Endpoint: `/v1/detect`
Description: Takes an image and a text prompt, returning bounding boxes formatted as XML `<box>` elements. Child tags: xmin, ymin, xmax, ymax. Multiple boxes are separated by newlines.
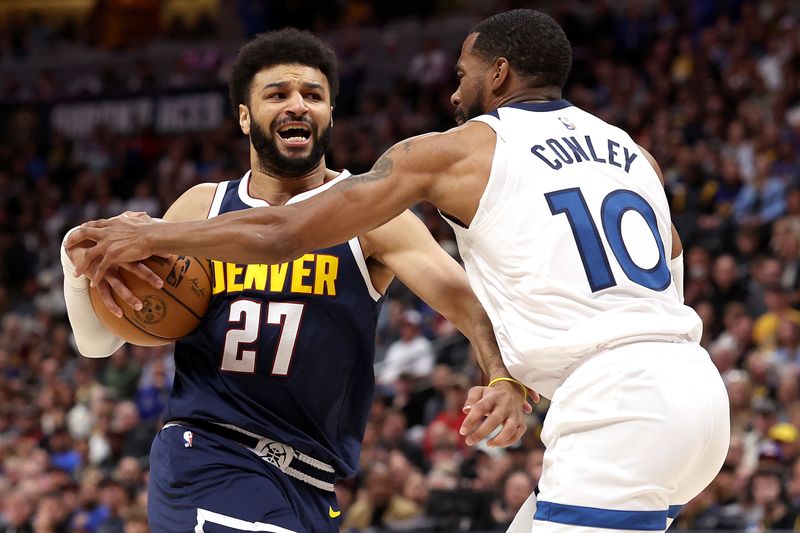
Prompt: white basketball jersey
<box><xmin>445</xmin><ymin>100</ymin><xmax>702</xmax><ymax>399</ymax></box>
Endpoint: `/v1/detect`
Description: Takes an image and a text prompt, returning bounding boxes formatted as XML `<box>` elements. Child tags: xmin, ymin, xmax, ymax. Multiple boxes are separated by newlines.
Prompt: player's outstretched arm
<box><xmin>366</xmin><ymin>211</ymin><xmax>534</xmax><ymax>447</ymax></box>
<box><xmin>66</xmin><ymin>126</ymin><xmax>481</xmax><ymax>281</ymax></box>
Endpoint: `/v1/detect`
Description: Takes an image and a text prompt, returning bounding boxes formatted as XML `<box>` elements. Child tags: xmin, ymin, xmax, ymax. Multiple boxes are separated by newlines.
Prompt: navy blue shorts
<box><xmin>148</xmin><ymin>424</ymin><xmax>341</xmax><ymax>533</ymax></box>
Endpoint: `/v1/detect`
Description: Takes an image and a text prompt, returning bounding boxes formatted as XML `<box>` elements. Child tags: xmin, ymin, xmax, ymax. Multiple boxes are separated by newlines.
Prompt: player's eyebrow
<box><xmin>262</xmin><ymin>81</ymin><xmax>325</xmax><ymax>91</ymax></box>
<box><xmin>263</xmin><ymin>81</ymin><xmax>287</xmax><ymax>90</ymax></box>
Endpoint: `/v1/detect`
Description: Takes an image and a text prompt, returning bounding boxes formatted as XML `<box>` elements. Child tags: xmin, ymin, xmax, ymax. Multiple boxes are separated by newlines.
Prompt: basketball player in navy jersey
<box><xmin>62</xmin><ymin>29</ymin><xmax>529</xmax><ymax>533</ymax></box>
<box><xmin>72</xmin><ymin>10</ymin><xmax>731</xmax><ymax>533</ymax></box>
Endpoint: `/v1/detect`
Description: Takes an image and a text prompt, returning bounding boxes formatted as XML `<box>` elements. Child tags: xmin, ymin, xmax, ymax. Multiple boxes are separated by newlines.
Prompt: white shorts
<box><xmin>509</xmin><ymin>341</ymin><xmax>730</xmax><ymax>533</ymax></box>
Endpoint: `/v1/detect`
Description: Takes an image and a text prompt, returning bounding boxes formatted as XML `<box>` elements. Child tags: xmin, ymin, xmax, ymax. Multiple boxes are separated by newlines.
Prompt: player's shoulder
<box><xmin>163</xmin><ymin>182</ymin><xmax>220</xmax><ymax>222</ymax></box>
<box><xmin>397</xmin><ymin>121</ymin><xmax>495</xmax><ymax>174</ymax></box>
<box><xmin>399</xmin><ymin>119</ymin><xmax>494</xmax><ymax>150</ymax></box>
<box><xmin>444</xmin><ymin>120</ymin><xmax>497</xmax><ymax>145</ymax></box>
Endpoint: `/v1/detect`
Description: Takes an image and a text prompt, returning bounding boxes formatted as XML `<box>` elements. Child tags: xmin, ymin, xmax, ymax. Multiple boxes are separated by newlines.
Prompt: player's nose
<box><xmin>450</xmin><ymin>89</ymin><xmax>461</xmax><ymax>107</ymax></box>
<box><xmin>285</xmin><ymin>91</ymin><xmax>309</xmax><ymax>116</ymax></box>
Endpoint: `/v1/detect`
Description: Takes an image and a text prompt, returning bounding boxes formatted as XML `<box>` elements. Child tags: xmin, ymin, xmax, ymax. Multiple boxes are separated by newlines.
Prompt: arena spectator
<box><xmin>375</xmin><ymin>310</ymin><xmax>435</xmax><ymax>384</ymax></box>
<box><xmin>340</xmin><ymin>462</ymin><xmax>423</xmax><ymax>532</ymax></box>
<box><xmin>490</xmin><ymin>470</ymin><xmax>535</xmax><ymax>530</ymax></box>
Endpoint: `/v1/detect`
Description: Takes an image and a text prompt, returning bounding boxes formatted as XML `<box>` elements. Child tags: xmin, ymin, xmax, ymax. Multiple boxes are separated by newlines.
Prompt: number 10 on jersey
<box><xmin>545</xmin><ymin>187</ymin><xmax>671</xmax><ymax>293</ymax></box>
<box><xmin>222</xmin><ymin>299</ymin><xmax>305</xmax><ymax>375</ymax></box>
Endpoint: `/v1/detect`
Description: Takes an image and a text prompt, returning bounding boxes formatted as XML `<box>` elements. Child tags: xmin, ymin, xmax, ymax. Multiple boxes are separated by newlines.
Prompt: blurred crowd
<box><xmin>2</xmin><ymin>0</ymin><xmax>800</xmax><ymax>531</ymax></box>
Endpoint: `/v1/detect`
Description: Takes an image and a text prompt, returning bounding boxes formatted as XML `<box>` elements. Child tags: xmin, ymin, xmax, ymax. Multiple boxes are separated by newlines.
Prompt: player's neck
<box><xmin>248</xmin><ymin>159</ymin><xmax>334</xmax><ymax>206</ymax></box>
<box><xmin>493</xmin><ymin>87</ymin><xmax>563</xmax><ymax>110</ymax></box>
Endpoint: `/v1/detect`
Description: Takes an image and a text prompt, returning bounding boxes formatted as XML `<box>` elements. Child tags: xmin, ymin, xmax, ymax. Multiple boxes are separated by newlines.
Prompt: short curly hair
<box><xmin>470</xmin><ymin>9</ymin><xmax>572</xmax><ymax>90</ymax></box>
<box><xmin>228</xmin><ymin>28</ymin><xmax>340</xmax><ymax>115</ymax></box>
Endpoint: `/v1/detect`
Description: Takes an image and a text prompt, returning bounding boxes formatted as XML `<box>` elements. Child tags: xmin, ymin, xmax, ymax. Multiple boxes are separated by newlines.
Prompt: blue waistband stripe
<box><xmin>534</xmin><ymin>501</ymin><xmax>669</xmax><ymax>530</ymax></box>
<box><xmin>668</xmin><ymin>505</ymin><xmax>683</xmax><ymax>519</ymax></box>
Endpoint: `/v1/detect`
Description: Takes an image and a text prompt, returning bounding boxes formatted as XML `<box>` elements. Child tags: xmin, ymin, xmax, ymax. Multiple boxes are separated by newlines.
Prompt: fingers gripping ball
<box><xmin>90</xmin><ymin>256</ymin><xmax>212</xmax><ymax>346</ymax></box>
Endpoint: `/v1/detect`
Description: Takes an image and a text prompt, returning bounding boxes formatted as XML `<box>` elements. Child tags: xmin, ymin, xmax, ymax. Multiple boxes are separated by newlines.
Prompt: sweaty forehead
<box><xmin>253</xmin><ymin>64</ymin><xmax>329</xmax><ymax>91</ymax></box>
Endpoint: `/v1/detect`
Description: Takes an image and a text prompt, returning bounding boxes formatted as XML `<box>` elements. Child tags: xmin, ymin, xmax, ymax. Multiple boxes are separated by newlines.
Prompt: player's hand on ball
<box><xmin>459</xmin><ymin>382</ymin><xmax>537</xmax><ymax>447</ymax></box>
<box><xmin>89</xmin><ymin>260</ymin><xmax>165</xmax><ymax>318</ymax></box>
<box><xmin>67</xmin><ymin>211</ymin><xmax>162</xmax><ymax>282</ymax></box>
<box><xmin>67</xmin><ymin>237</ymin><xmax>164</xmax><ymax>318</ymax></box>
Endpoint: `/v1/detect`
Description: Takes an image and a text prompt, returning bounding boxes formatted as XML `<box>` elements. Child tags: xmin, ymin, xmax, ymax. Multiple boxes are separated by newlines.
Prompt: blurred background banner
<box><xmin>48</xmin><ymin>91</ymin><xmax>227</xmax><ymax>138</ymax></box>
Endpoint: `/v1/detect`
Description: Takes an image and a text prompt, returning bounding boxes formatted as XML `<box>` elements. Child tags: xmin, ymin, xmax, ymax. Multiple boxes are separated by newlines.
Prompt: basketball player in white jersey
<box><xmin>70</xmin><ymin>10</ymin><xmax>730</xmax><ymax>532</ymax></box>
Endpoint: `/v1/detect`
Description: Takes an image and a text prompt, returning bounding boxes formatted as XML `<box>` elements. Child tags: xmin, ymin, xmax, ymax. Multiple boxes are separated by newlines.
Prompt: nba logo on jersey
<box><xmin>183</xmin><ymin>431</ymin><xmax>194</xmax><ymax>448</ymax></box>
<box><xmin>558</xmin><ymin>116</ymin><xmax>576</xmax><ymax>130</ymax></box>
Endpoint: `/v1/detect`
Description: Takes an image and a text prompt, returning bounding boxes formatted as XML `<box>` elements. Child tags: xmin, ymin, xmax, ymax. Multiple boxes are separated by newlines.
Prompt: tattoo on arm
<box><xmin>342</xmin><ymin>151</ymin><xmax>395</xmax><ymax>189</ymax></box>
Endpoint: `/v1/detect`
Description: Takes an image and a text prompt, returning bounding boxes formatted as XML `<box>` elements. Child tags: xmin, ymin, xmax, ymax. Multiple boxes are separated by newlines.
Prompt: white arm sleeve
<box><xmin>670</xmin><ymin>252</ymin><xmax>685</xmax><ymax>304</ymax></box>
<box><xmin>62</xmin><ymin>228</ymin><xmax>125</xmax><ymax>358</ymax></box>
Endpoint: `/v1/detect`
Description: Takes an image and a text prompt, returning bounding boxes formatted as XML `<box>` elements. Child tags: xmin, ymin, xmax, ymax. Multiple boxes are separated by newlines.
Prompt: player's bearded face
<box><xmin>453</xmin><ymin>34</ymin><xmax>490</xmax><ymax>126</ymax></box>
<box><xmin>454</xmin><ymin>83</ymin><xmax>486</xmax><ymax>125</ymax></box>
<box><xmin>250</xmin><ymin>114</ymin><xmax>332</xmax><ymax>178</ymax></box>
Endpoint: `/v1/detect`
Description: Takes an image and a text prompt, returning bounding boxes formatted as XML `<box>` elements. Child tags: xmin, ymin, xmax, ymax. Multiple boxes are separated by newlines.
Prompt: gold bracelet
<box><xmin>487</xmin><ymin>377</ymin><xmax>527</xmax><ymax>401</ymax></box>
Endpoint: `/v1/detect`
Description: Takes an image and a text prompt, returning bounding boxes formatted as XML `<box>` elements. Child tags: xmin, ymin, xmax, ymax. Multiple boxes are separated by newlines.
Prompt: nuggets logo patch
<box><xmin>183</xmin><ymin>431</ymin><xmax>194</xmax><ymax>448</ymax></box>
<box><xmin>255</xmin><ymin>441</ymin><xmax>291</xmax><ymax>470</ymax></box>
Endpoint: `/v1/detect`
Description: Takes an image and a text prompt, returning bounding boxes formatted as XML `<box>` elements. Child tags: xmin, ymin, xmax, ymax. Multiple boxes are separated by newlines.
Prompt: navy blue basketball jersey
<box><xmin>164</xmin><ymin>170</ymin><xmax>382</xmax><ymax>478</ymax></box>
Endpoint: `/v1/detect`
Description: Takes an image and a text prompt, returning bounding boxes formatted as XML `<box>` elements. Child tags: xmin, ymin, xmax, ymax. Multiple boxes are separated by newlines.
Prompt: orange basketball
<box><xmin>89</xmin><ymin>255</ymin><xmax>212</xmax><ymax>346</ymax></box>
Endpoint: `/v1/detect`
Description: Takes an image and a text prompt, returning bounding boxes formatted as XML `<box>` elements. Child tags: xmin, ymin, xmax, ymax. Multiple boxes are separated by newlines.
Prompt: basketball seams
<box><xmin>198</xmin><ymin>258</ymin><xmax>213</xmax><ymax>294</ymax></box>
<box><xmin>114</xmin><ymin>286</ymin><xmax>200</xmax><ymax>340</ymax></box>
<box><xmin>159</xmin><ymin>285</ymin><xmax>203</xmax><ymax>321</ymax></box>
<box><xmin>161</xmin><ymin>255</ymin><xmax>213</xmax><ymax>320</ymax></box>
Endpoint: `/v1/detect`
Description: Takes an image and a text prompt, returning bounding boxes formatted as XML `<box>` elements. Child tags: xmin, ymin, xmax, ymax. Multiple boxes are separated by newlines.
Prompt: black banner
<box><xmin>48</xmin><ymin>91</ymin><xmax>227</xmax><ymax>139</ymax></box>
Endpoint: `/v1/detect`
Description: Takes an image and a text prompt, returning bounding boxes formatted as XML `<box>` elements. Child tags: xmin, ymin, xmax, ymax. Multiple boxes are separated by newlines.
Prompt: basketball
<box><xmin>89</xmin><ymin>255</ymin><xmax>212</xmax><ymax>346</ymax></box>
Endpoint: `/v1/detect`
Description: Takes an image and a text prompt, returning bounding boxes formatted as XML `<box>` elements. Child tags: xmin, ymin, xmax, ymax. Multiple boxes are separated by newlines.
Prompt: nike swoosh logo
<box><xmin>328</xmin><ymin>506</ymin><xmax>341</xmax><ymax>518</ymax></box>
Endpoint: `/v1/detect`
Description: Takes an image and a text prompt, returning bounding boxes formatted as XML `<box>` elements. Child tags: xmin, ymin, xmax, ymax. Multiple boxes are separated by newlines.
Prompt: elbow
<box><xmin>442</xmin><ymin>293</ymin><xmax>486</xmax><ymax>342</ymax></box>
<box><xmin>73</xmin><ymin>332</ymin><xmax>122</xmax><ymax>359</ymax></box>
<box><xmin>75</xmin><ymin>340</ymin><xmax>115</xmax><ymax>359</ymax></box>
<box><xmin>445</xmin><ymin>307</ymin><xmax>476</xmax><ymax>342</ymax></box>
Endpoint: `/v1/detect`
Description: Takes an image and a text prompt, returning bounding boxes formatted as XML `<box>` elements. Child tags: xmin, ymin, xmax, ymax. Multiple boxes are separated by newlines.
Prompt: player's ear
<box><xmin>491</xmin><ymin>57</ymin><xmax>510</xmax><ymax>92</ymax></box>
<box><xmin>239</xmin><ymin>104</ymin><xmax>250</xmax><ymax>135</ymax></box>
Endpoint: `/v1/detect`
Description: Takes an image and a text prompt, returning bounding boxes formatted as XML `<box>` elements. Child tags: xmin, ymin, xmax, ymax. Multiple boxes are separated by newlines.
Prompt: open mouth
<box><xmin>276</xmin><ymin>123</ymin><xmax>312</xmax><ymax>146</ymax></box>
